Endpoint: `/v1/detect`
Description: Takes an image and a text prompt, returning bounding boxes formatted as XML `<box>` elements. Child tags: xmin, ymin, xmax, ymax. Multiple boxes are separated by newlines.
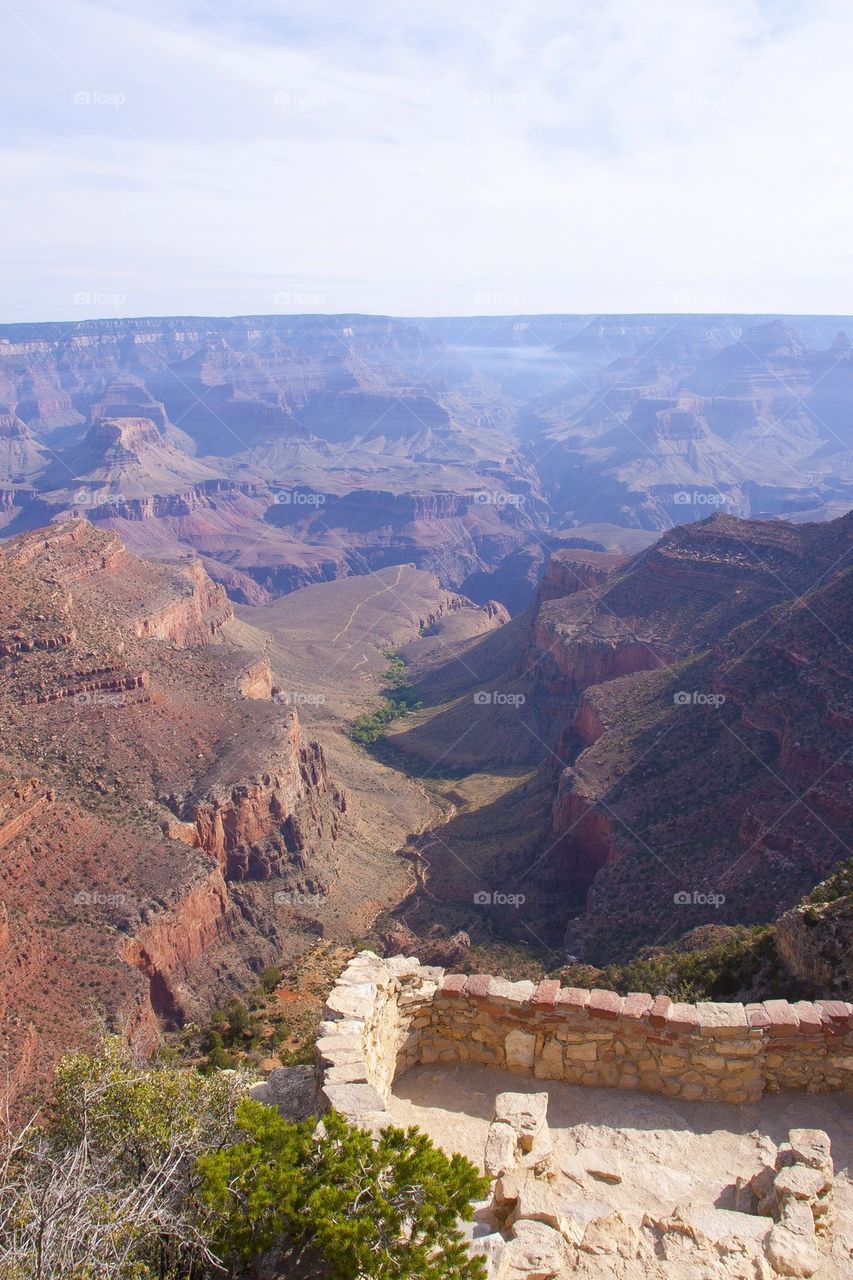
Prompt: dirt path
<box><xmin>332</xmin><ymin>564</ymin><xmax>406</xmax><ymax>644</ymax></box>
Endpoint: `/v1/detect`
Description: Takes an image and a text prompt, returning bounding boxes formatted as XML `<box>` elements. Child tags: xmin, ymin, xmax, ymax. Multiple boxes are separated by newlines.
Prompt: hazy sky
<box><xmin>2</xmin><ymin>0</ymin><xmax>852</xmax><ymax>322</ymax></box>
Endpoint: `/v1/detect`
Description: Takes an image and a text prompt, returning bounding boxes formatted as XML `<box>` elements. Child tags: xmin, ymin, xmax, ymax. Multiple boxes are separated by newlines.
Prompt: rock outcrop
<box><xmin>774</xmin><ymin>863</ymin><xmax>853</xmax><ymax>1000</ymax></box>
<box><xmin>0</xmin><ymin>521</ymin><xmax>347</xmax><ymax>1099</ymax></box>
<box><xmin>131</xmin><ymin>558</ymin><xmax>233</xmax><ymax>646</ymax></box>
<box><xmin>178</xmin><ymin>714</ymin><xmax>345</xmax><ymax>885</ymax></box>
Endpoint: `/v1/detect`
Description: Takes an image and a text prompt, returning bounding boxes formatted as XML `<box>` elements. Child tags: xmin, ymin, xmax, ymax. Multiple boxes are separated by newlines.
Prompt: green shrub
<box><xmin>260</xmin><ymin>964</ymin><xmax>283</xmax><ymax>994</ymax></box>
<box><xmin>0</xmin><ymin>1038</ymin><xmax>250</xmax><ymax>1279</ymax></box>
<box><xmin>805</xmin><ymin>857</ymin><xmax>853</xmax><ymax>907</ymax></box>
<box><xmin>199</xmin><ymin>1101</ymin><xmax>489</xmax><ymax>1279</ymax></box>
<box><xmin>2</xmin><ymin>1043</ymin><xmax>487</xmax><ymax>1280</ymax></box>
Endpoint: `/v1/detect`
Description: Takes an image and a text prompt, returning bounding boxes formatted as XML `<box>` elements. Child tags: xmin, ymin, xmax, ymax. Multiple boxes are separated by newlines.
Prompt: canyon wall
<box><xmin>132</xmin><ymin>559</ymin><xmax>233</xmax><ymax>646</ymax></box>
<box><xmin>180</xmin><ymin>713</ymin><xmax>346</xmax><ymax>884</ymax></box>
<box><xmin>121</xmin><ymin>869</ymin><xmax>234</xmax><ymax>1025</ymax></box>
<box><xmin>522</xmin><ymin>514</ymin><xmax>853</xmax><ymax>961</ymax></box>
<box><xmin>0</xmin><ymin>520</ymin><xmax>350</xmax><ymax>1098</ymax></box>
<box><xmin>538</xmin><ymin>549</ymin><xmax>627</xmax><ymax>602</ymax></box>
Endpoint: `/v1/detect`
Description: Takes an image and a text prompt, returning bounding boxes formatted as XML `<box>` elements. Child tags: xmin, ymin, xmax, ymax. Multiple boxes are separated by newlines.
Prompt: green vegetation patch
<box><xmin>555</xmin><ymin>923</ymin><xmax>810</xmax><ymax>1002</ymax></box>
<box><xmin>351</xmin><ymin>651</ymin><xmax>423</xmax><ymax>745</ymax></box>
<box><xmin>0</xmin><ymin>1038</ymin><xmax>489</xmax><ymax>1280</ymax></box>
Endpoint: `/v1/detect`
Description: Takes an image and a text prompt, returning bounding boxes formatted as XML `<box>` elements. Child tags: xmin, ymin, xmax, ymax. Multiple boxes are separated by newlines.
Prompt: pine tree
<box><xmin>198</xmin><ymin>1101</ymin><xmax>489</xmax><ymax>1279</ymax></box>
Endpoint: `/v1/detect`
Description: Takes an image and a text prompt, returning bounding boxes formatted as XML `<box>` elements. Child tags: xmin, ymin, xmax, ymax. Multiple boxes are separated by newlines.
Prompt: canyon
<box><xmin>361</xmin><ymin>510</ymin><xmax>852</xmax><ymax>983</ymax></box>
<box><xmin>1</xmin><ymin>313</ymin><xmax>852</xmax><ymax>619</ymax></box>
<box><xmin>1</xmin><ymin>503</ymin><xmax>850</xmax><ymax>1105</ymax></box>
<box><xmin>0</xmin><ymin>313</ymin><xmax>850</xmax><ymax>1118</ymax></box>
<box><xmin>0</xmin><ymin>521</ymin><xmax>351</xmax><ymax>1099</ymax></box>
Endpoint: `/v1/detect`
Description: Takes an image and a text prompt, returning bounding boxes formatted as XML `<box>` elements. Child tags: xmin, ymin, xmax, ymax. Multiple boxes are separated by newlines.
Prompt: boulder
<box><xmin>773</xmin><ymin>1166</ymin><xmax>830</xmax><ymax>1203</ymax></box>
<box><xmin>507</xmin><ymin>1177</ymin><xmax>583</xmax><ymax>1246</ymax></box>
<box><xmin>469</xmin><ymin>1232</ymin><xmax>511</xmax><ymax>1279</ymax></box>
<box><xmin>787</xmin><ymin>1130</ymin><xmax>832</xmax><ymax>1178</ymax></box>
<box><xmin>494</xmin><ymin>1167</ymin><xmax>526</xmax><ymax>1212</ymax></box>
<box><xmin>506</xmin><ymin>1220</ymin><xmax>567</xmax><ymax>1278</ymax></box>
<box><xmin>766</xmin><ymin>1224</ymin><xmax>819</xmax><ymax>1277</ymax></box>
<box><xmin>579</xmin><ymin>1210</ymin><xmax>642</xmax><ymax>1258</ymax></box>
<box><xmin>779</xmin><ymin>1202</ymin><xmax>816</xmax><ymax>1240</ymax></box>
<box><xmin>494</xmin><ymin>1092</ymin><xmax>549</xmax><ymax>1151</ymax></box>
<box><xmin>485</xmin><ymin>1121</ymin><xmax>519</xmax><ymax>1178</ymax></box>
<box><xmin>248</xmin><ymin>1065</ymin><xmax>319</xmax><ymax>1121</ymax></box>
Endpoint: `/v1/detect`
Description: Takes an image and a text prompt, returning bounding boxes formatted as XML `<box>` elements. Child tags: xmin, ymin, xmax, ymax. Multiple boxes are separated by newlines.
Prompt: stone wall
<box><xmin>316</xmin><ymin>954</ymin><xmax>853</xmax><ymax>1129</ymax></box>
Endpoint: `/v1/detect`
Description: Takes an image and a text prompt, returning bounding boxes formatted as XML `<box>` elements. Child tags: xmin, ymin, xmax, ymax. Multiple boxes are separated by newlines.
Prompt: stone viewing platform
<box><xmin>307</xmin><ymin>954</ymin><xmax>853</xmax><ymax>1278</ymax></box>
<box><xmin>315</xmin><ymin>953</ymin><xmax>853</xmax><ymax>1130</ymax></box>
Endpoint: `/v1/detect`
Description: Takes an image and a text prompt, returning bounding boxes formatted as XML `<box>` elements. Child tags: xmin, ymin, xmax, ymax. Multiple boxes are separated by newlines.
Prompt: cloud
<box><xmin>1</xmin><ymin>0</ymin><xmax>851</xmax><ymax>319</ymax></box>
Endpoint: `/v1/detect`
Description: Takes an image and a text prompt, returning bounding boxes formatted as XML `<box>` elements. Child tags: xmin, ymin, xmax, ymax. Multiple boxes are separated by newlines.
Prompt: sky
<box><xmin>1</xmin><ymin>0</ymin><xmax>852</xmax><ymax>322</ymax></box>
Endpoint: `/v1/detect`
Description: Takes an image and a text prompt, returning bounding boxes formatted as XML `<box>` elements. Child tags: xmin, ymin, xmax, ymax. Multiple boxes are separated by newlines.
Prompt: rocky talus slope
<box><xmin>0</xmin><ymin>521</ymin><xmax>345</xmax><ymax>1101</ymax></box>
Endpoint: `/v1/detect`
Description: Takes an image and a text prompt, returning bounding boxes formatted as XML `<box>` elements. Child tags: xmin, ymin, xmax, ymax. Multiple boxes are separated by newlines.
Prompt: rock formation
<box><xmin>0</xmin><ymin>520</ymin><xmax>346</xmax><ymax>1098</ymax></box>
<box><xmin>522</xmin><ymin>512</ymin><xmax>853</xmax><ymax>962</ymax></box>
<box><xmin>0</xmin><ymin>314</ymin><xmax>547</xmax><ymax>612</ymax></box>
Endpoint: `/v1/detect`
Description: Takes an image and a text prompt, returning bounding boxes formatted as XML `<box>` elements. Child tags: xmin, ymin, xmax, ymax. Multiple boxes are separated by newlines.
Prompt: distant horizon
<box><xmin>4</xmin><ymin>308</ymin><xmax>853</xmax><ymax>330</ymax></box>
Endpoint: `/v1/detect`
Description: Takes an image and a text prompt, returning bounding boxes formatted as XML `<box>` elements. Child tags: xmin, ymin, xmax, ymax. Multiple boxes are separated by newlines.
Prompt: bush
<box><xmin>805</xmin><ymin>857</ymin><xmax>853</xmax><ymax>907</ymax></box>
<box><xmin>260</xmin><ymin>964</ymin><xmax>283</xmax><ymax>994</ymax></box>
<box><xmin>556</xmin><ymin>925</ymin><xmax>791</xmax><ymax>1000</ymax></box>
<box><xmin>1</xmin><ymin>1043</ymin><xmax>488</xmax><ymax>1280</ymax></box>
<box><xmin>199</xmin><ymin>1101</ymin><xmax>489</xmax><ymax>1279</ymax></box>
<box><xmin>1</xmin><ymin>1037</ymin><xmax>251</xmax><ymax>1279</ymax></box>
